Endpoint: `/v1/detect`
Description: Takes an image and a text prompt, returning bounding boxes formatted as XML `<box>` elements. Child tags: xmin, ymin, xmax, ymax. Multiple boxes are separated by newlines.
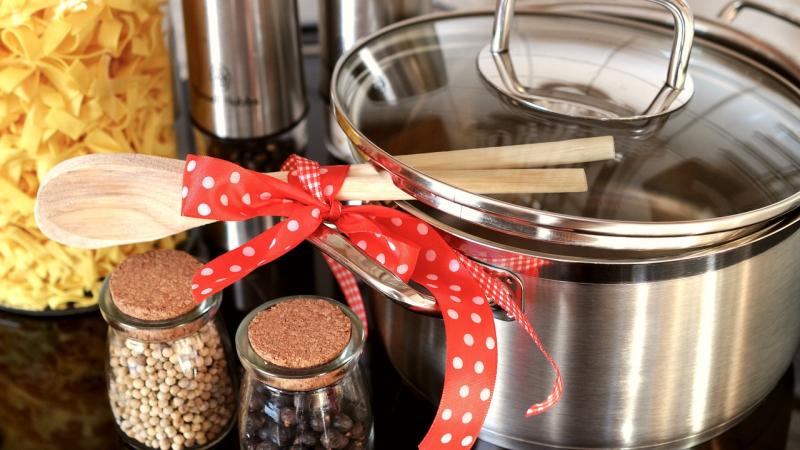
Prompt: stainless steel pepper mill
<box><xmin>182</xmin><ymin>0</ymin><xmax>308</xmax><ymax>140</ymax></box>
<box><xmin>180</xmin><ymin>0</ymin><xmax>313</xmax><ymax>309</ymax></box>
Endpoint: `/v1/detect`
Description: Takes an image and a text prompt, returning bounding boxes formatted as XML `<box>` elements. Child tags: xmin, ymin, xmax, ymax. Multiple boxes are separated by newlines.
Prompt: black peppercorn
<box><xmin>271</xmin><ymin>425</ymin><xmax>296</xmax><ymax>447</ymax></box>
<box><xmin>245</xmin><ymin>415</ymin><xmax>266</xmax><ymax>437</ymax></box>
<box><xmin>319</xmin><ymin>429</ymin><xmax>349</xmax><ymax>449</ymax></box>
<box><xmin>256</xmin><ymin>426</ymin><xmax>271</xmax><ymax>442</ymax></box>
<box><xmin>294</xmin><ymin>430</ymin><xmax>318</xmax><ymax>446</ymax></box>
<box><xmin>249</xmin><ymin>394</ymin><xmax>265</xmax><ymax>412</ymax></box>
<box><xmin>347</xmin><ymin>421</ymin><xmax>365</xmax><ymax>440</ymax></box>
<box><xmin>280</xmin><ymin>407</ymin><xmax>298</xmax><ymax>427</ymax></box>
<box><xmin>332</xmin><ymin>414</ymin><xmax>353</xmax><ymax>432</ymax></box>
<box><xmin>310</xmin><ymin>413</ymin><xmax>332</xmax><ymax>432</ymax></box>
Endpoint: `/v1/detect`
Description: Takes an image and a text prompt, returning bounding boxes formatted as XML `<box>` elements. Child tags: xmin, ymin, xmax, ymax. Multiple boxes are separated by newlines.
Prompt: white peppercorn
<box><xmin>101</xmin><ymin>250</ymin><xmax>237</xmax><ymax>450</ymax></box>
<box><xmin>108</xmin><ymin>321</ymin><xmax>235</xmax><ymax>450</ymax></box>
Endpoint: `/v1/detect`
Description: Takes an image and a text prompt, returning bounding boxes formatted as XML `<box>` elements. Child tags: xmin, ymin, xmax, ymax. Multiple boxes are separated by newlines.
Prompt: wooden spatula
<box><xmin>35</xmin><ymin>160</ymin><xmax>585</xmax><ymax>249</ymax></box>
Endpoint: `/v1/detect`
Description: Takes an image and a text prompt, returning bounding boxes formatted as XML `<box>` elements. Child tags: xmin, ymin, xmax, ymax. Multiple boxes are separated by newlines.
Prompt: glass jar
<box><xmin>236</xmin><ymin>296</ymin><xmax>372</xmax><ymax>450</ymax></box>
<box><xmin>99</xmin><ymin>256</ymin><xmax>237</xmax><ymax>450</ymax></box>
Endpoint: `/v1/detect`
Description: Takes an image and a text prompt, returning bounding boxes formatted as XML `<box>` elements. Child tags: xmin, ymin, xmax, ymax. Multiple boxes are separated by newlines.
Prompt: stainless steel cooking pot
<box><xmin>316</xmin><ymin>0</ymin><xmax>800</xmax><ymax>448</ymax></box>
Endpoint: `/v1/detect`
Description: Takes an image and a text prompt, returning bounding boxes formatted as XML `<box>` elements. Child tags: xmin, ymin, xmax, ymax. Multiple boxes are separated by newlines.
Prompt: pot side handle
<box><xmin>307</xmin><ymin>225</ymin><xmax>441</xmax><ymax>316</ymax></box>
<box><xmin>718</xmin><ymin>0</ymin><xmax>800</xmax><ymax>28</ymax></box>
<box><xmin>308</xmin><ymin>225</ymin><xmax>528</xmax><ymax>321</ymax></box>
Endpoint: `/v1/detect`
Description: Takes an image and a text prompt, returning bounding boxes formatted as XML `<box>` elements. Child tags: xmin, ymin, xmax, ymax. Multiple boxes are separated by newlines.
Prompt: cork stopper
<box><xmin>248</xmin><ymin>298</ymin><xmax>351</xmax><ymax>369</ymax></box>
<box><xmin>110</xmin><ymin>249</ymin><xmax>201</xmax><ymax>321</ymax></box>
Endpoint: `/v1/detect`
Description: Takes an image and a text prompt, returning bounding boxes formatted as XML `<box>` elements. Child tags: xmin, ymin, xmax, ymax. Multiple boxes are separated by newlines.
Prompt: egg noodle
<box><xmin>0</xmin><ymin>0</ymin><xmax>182</xmax><ymax>311</ymax></box>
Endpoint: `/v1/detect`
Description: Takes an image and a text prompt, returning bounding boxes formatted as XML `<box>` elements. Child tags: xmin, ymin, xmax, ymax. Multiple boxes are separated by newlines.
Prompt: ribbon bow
<box><xmin>181</xmin><ymin>155</ymin><xmax>562</xmax><ymax>448</ymax></box>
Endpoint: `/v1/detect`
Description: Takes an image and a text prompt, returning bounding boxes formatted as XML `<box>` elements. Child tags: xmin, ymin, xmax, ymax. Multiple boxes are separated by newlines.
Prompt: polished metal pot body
<box><xmin>320</xmin><ymin>2</ymin><xmax>800</xmax><ymax>448</ymax></box>
<box><xmin>369</xmin><ymin>213</ymin><xmax>800</xmax><ymax>449</ymax></box>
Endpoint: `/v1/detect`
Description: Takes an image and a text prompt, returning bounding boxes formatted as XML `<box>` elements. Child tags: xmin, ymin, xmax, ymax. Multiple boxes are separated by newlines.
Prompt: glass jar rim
<box><xmin>236</xmin><ymin>295</ymin><xmax>366</xmax><ymax>390</ymax></box>
<box><xmin>99</xmin><ymin>274</ymin><xmax>222</xmax><ymax>334</ymax></box>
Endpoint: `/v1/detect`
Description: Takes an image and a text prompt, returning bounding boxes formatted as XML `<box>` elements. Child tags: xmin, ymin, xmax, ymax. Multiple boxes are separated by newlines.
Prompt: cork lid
<box><xmin>109</xmin><ymin>249</ymin><xmax>201</xmax><ymax>321</ymax></box>
<box><xmin>248</xmin><ymin>298</ymin><xmax>352</xmax><ymax>369</ymax></box>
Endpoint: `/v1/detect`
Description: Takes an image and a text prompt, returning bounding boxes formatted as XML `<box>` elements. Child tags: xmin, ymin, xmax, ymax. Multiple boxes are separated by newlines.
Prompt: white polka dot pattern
<box><xmin>463</xmin><ymin>334</ymin><xmax>474</xmax><ymax>346</ymax></box>
<box><xmin>180</xmin><ymin>154</ymin><xmax>563</xmax><ymax>450</ymax></box>
<box><xmin>197</xmin><ymin>203</ymin><xmax>211</xmax><ymax>216</ymax></box>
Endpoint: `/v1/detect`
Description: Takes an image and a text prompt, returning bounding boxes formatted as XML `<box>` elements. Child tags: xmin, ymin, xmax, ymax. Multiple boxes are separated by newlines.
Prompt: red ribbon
<box><xmin>181</xmin><ymin>154</ymin><xmax>562</xmax><ymax>448</ymax></box>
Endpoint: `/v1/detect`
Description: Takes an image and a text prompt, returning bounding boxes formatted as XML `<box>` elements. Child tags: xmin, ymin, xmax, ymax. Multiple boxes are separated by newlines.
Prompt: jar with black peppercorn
<box><xmin>99</xmin><ymin>250</ymin><xmax>237</xmax><ymax>450</ymax></box>
<box><xmin>236</xmin><ymin>296</ymin><xmax>373</xmax><ymax>450</ymax></box>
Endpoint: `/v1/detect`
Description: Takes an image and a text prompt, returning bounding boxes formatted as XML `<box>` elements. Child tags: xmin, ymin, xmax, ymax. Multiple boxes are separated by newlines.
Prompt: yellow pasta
<box><xmin>0</xmin><ymin>0</ymin><xmax>181</xmax><ymax>311</ymax></box>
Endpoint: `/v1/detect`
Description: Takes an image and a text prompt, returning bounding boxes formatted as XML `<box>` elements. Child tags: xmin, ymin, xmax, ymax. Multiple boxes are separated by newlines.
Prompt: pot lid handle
<box><xmin>718</xmin><ymin>0</ymin><xmax>800</xmax><ymax>28</ymax></box>
<box><xmin>478</xmin><ymin>0</ymin><xmax>696</xmax><ymax>121</ymax></box>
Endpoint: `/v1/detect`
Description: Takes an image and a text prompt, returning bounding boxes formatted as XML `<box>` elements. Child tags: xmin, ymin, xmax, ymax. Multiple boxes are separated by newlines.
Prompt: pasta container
<box><xmin>0</xmin><ymin>0</ymin><xmax>181</xmax><ymax>313</ymax></box>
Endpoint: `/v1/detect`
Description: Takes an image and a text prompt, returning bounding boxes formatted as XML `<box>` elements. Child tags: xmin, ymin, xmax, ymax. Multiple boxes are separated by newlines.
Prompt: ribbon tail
<box><xmin>321</xmin><ymin>253</ymin><xmax>368</xmax><ymax>337</ymax></box>
<box><xmin>190</xmin><ymin>213</ymin><xmax>321</xmax><ymax>302</ymax></box>
<box><xmin>521</xmin><ymin>317</ymin><xmax>563</xmax><ymax>416</ymax></box>
<box><xmin>456</xmin><ymin>254</ymin><xmax>563</xmax><ymax>417</ymax></box>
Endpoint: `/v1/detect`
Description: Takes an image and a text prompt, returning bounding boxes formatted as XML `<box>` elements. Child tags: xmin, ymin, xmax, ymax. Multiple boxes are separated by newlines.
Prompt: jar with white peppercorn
<box><xmin>99</xmin><ymin>249</ymin><xmax>237</xmax><ymax>450</ymax></box>
<box><xmin>236</xmin><ymin>296</ymin><xmax>373</xmax><ymax>450</ymax></box>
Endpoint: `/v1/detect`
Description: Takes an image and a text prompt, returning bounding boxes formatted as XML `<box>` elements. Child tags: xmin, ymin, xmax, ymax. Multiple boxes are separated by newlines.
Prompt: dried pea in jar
<box><xmin>236</xmin><ymin>296</ymin><xmax>373</xmax><ymax>450</ymax></box>
<box><xmin>99</xmin><ymin>249</ymin><xmax>237</xmax><ymax>450</ymax></box>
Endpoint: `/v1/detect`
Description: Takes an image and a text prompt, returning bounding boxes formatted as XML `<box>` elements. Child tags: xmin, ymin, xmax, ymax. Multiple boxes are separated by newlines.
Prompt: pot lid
<box><xmin>331</xmin><ymin>3</ymin><xmax>800</xmax><ymax>250</ymax></box>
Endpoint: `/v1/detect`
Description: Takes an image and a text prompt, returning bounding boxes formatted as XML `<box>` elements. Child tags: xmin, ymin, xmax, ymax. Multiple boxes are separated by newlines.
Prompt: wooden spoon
<box><xmin>35</xmin><ymin>154</ymin><xmax>590</xmax><ymax>249</ymax></box>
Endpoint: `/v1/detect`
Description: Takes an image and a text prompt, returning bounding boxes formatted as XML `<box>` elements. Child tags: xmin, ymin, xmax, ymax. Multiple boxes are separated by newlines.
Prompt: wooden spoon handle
<box><xmin>35</xmin><ymin>153</ymin><xmax>588</xmax><ymax>249</ymax></box>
